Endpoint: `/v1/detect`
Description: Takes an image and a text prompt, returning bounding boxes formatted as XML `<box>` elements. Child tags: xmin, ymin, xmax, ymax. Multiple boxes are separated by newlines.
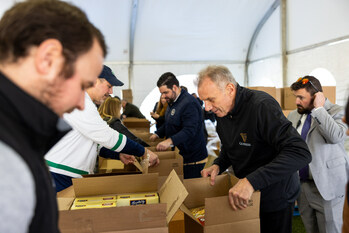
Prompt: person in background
<box><xmin>192</xmin><ymin>92</ymin><xmax>216</xmax><ymax>123</ymax></box>
<box><xmin>342</xmin><ymin>96</ymin><xmax>349</xmax><ymax>233</ymax></box>
<box><xmin>150</xmin><ymin>95</ymin><xmax>168</xmax><ymax>130</ymax></box>
<box><xmin>150</xmin><ymin>72</ymin><xmax>208</xmax><ymax>179</ymax></box>
<box><xmin>45</xmin><ymin>65</ymin><xmax>159</xmax><ymax>192</ymax></box>
<box><xmin>0</xmin><ymin>1</ymin><xmax>107</xmax><ymax>232</ymax></box>
<box><xmin>99</xmin><ymin>96</ymin><xmax>149</xmax><ymax>147</ymax></box>
<box><xmin>121</xmin><ymin>99</ymin><xmax>146</xmax><ymax>119</ymax></box>
<box><xmin>198</xmin><ymin>65</ymin><xmax>311</xmax><ymax>233</ymax></box>
<box><xmin>180</xmin><ymin>85</ymin><xmax>188</xmax><ymax>92</ymax></box>
<box><xmin>288</xmin><ymin>76</ymin><xmax>349</xmax><ymax>233</ymax></box>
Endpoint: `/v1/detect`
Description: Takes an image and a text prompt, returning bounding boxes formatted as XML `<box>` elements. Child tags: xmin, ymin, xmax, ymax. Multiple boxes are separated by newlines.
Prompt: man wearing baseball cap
<box><xmin>45</xmin><ymin>65</ymin><xmax>159</xmax><ymax>192</ymax></box>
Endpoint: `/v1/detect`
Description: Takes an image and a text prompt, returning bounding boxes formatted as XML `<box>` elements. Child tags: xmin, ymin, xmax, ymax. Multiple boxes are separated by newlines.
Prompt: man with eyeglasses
<box><xmin>288</xmin><ymin>75</ymin><xmax>349</xmax><ymax>233</ymax></box>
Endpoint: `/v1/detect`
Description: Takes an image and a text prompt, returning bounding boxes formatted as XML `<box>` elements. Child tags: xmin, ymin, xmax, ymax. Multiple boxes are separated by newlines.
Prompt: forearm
<box><xmin>119</xmin><ymin>138</ymin><xmax>145</xmax><ymax>157</ymax></box>
<box><xmin>311</xmin><ymin>107</ymin><xmax>347</xmax><ymax>143</ymax></box>
<box><xmin>99</xmin><ymin>147</ymin><xmax>120</xmax><ymax>160</ymax></box>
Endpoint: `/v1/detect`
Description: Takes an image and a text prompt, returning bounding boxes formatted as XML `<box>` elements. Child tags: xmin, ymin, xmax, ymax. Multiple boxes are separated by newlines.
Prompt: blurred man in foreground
<box><xmin>0</xmin><ymin>1</ymin><xmax>107</xmax><ymax>232</ymax></box>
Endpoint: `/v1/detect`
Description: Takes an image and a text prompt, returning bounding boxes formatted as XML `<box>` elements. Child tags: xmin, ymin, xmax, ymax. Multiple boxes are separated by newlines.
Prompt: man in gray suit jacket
<box><xmin>288</xmin><ymin>76</ymin><xmax>349</xmax><ymax>233</ymax></box>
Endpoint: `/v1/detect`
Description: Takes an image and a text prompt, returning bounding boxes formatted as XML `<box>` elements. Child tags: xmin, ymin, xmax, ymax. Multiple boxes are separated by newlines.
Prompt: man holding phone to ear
<box><xmin>288</xmin><ymin>76</ymin><xmax>349</xmax><ymax>233</ymax></box>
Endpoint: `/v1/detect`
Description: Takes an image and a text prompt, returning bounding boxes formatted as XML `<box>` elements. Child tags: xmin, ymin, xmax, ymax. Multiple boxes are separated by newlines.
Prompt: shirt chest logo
<box><xmin>239</xmin><ymin>133</ymin><xmax>251</xmax><ymax>147</ymax></box>
<box><xmin>171</xmin><ymin>109</ymin><xmax>176</xmax><ymax>116</ymax></box>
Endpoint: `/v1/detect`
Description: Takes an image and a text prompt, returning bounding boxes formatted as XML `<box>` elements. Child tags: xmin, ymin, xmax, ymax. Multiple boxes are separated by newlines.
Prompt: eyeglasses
<box><xmin>297</xmin><ymin>77</ymin><xmax>320</xmax><ymax>93</ymax></box>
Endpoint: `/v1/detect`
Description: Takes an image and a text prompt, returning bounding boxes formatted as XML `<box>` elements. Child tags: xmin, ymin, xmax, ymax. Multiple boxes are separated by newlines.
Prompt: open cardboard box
<box><xmin>147</xmin><ymin>146</ymin><xmax>171</xmax><ymax>152</ymax></box>
<box><xmin>122</xmin><ymin>118</ymin><xmax>150</xmax><ymax>131</ymax></box>
<box><xmin>149</xmin><ymin>150</ymin><xmax>183</xmax><ymax>189</ymax></box>
<box><xmin>180</xmin><ymin>174</ymin><xmax>260</xmax><ymax>233</ymax></box>
<box><xmin>98</xmin><ymin>156</ymin><xmax>142</xmax><ymax>174</ymax></box>
<box><xmin>58</xmin><ymin>170</ymin><xmax>187</xmax><ymax>233</ymax></box>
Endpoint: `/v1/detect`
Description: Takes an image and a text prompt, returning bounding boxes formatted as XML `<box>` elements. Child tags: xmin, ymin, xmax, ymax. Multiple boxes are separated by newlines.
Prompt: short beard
<box><xmin>297</xmin><ymin>105</ymin><xmax>312</xmax><ymax>114</ymax></box>
<box><xmin>166</xmin><ymin>90</ymin><xmax>177</xmax><ymax>105</ymax></box>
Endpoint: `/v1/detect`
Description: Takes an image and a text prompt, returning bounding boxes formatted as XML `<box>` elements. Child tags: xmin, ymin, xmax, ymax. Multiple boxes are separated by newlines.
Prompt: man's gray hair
<box><xmin>196</xmin><ymin>65</ymin><xmax>237</xmax><ymax>90</ymax></box>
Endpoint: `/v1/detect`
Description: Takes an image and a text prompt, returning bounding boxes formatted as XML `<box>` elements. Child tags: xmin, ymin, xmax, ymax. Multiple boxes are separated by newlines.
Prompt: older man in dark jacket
<box><xmin>198</xmin><ymin>65</ymin><xmax>311</xmax><ymax>233</ymax></box>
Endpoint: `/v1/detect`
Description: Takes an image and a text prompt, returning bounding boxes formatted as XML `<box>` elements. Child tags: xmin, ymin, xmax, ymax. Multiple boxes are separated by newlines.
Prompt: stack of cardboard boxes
<box><xmin>122</xmin><ymin>89</ymin><xmax>133</xmax><ymax>104</ymax></box>
<box><xmin>248</xmin><ymin>86</ymin><xmax>336</xmax><ymax>117</ymax></box>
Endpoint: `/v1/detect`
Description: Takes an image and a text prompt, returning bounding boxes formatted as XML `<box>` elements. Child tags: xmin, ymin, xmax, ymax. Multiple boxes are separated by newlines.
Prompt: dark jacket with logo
<box><xmin>0</xmin><ymin>72</ymin><xmax>69</xmax><ymax>232</ymax></box>
<box><xmin>156</xmin><ymin>89</ymin><xmax>207</xmax><ymax>163</ymax></box>
<box><xmin>213</xmin><ymin>85</ymin><xmax>311</xmax><ymax>212</ymax></box>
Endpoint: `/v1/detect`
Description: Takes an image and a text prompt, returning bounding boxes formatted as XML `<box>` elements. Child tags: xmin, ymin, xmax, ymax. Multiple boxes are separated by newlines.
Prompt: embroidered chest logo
<box><xmin>171</xmin><ymin>109</ymin><xmax>176</xmax><ymax>116</ymax></box>
<box><xmin>239</xmin><ymin>133</ymin><xmax>251</xmax><ymax>147</ymax></box>
<box><xmin>240</xmin><ymin>133</ymin><xmax>247</xmax><ymax>142</ymax></box>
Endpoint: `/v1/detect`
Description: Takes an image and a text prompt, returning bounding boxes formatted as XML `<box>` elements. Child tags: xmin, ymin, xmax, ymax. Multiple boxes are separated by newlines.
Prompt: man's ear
<box><xmin>226</xmin><ymin>83</ymin><xmax>235</xmax><ymax>97</ymax></box>
<box><xmin>34</xmin><ymin>39</ymin><xmax>64</xmax><ymax>81</ymax></box>
<box><xmin>172</xmin><ymin>85</ymin><xmax>179</xmax><ymax>92</ymax></box>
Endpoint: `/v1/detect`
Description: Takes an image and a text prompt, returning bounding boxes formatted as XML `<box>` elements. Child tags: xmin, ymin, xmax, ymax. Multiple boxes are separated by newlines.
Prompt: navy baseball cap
<box><xmin>98</xmin><ymin>65</ymin><xmax>124</xmax><ymax>87</ymax></box>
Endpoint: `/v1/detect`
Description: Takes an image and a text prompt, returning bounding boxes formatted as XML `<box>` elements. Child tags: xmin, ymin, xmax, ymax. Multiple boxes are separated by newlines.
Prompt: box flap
<box><xmin>72</xmin><ymin>173</ymin><xmax>158</xmax><ymax>197</ymax></box>
<box><xmin>156</xmin><ymin>151</ymin><xmax>176</xmax><ymax>159</ymax></box>
<box><xmin>57</xmin><ymin>197</ymin><xmax>74</xmax><ymax>211</ymax></box>
<box><xmin>183</xmin><ymin>174</ymin><xmax>231</xmax><ymax>208</ymax></box>
<box><xmin>205</xmin><ymin>192</ymin><xmax>260</xmax><ymax>226</ymax></box>
<box><xmin>148</xmin><ymin>155</ymin><xmax>183</xmax><ymax>176</ymax></box>
<box><xmin>205</xmin><ymin>218</ymin><xmax>260</xmax><ymax>233</ymax></box>
<box><xmin>158</xmin><ymin>170</ymin><xmax>188</xmax><ymax>224</ymax></box>
<box><xmin>101</xmin><ymin>227</ymin><xmax>168</xmax><ymax>233</ymax></box>
<box><xmin>180</xmin><ymin>203</ymin><xmax>201</xmax><ymax>225</ymax></box>
<box><xmin>59</xmin><ymin>203</ymin><xmax>167</xmax><ymax>232</ymax></box>
<box><xmin>57</xmin><ymin>185</ymin><xmax>75</xmax><ymax>198</ymax></box>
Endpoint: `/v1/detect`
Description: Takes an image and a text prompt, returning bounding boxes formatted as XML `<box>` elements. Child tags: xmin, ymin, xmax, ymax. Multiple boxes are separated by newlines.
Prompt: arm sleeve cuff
<box><xmin>120</xmin><ymin>138</ymin><xmax>145</xmax><ymax>157</ymax></box>
<box><xmin>99</xmin><ymin>147</ymin><xmax>120</xmax><ymax>160</ymax></box>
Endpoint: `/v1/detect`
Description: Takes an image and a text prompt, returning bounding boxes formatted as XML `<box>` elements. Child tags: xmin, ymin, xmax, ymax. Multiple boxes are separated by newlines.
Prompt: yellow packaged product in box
<box><xmin>71</xmin><ymin>195</ymin><xmax>117</xmax><ymax>210</ymax></box>
<box><xmin>116</xmin><ymin>192</ymin><xmax>159</xmax><ymax>207</ymax></box>
<box><xmin>71</xmin><ymin>201</ymin><xmax>116</xmax><ymax>210</ymax></box>
<box><xmin>190</xmin><ymin>206</ymin><xmax>205</xmax><ymax>226</ymax></box>
<box><xmin>74</xmin><ymin>195</ymin><xmax>116</xmax><ymax>203</ymax></box>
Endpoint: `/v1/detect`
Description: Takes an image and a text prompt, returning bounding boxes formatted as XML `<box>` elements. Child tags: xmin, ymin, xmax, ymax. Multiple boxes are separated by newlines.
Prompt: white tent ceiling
<box><xmin>1</xmin><ymin>0</ymin><xmax>349</xmax><ymax>106</ymax></box>
<box><xmin>67</xmin><ymin>0</ymin><xmax>275</xmax><ymax>62</ymax></box>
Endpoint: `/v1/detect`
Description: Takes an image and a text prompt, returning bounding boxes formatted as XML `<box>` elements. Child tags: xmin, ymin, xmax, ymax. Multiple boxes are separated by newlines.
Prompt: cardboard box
<box><xmin>276</xmin><ymin>88</ymin><xmax>284</xmax><ymax>108</ymax></box>
<box><xmin>149</xmin><ymin>150</ymin><xmax>184</xmax><ymax>189</ymax></box>
<box><xmin>58</xmin><ymin>170</ymin><xmax>188</xmax><ymax>233</ymax></box>
<box><xmin>122</xmin><ymin>89</ymin><xmax>133</xmax><ymax>98</ymax></box>
<box><xmin>282</xmin><ymin>110</ymin><xmax>293</xmax><ymax>118</ymax></box>
<box><xmin>129</xmin><ymin>128</ymin><xmax>151</xmax><ymax>134</ymax></box>
<box><xmin>180</xmin><ymin>174</ymin><xmax>260</xmax><ymax>233</ymax></box>
<box><xmin>283</xmin><ymin>86</ymin><xmax>336</xmax><ymax>110</ymax></box>
<box><xmin>101</xmin><ymin>227</ymin><xmax>168</xmax><ymax>233</ymax></box>
<box><xmin>247</xmin><ymin>86</ymin><xmax>277</xmax><ymax>100</ymax></box>
<box><xmin>98</xmin><ymin>156</ymin><xmax>142</xmax><ymax>174</ymax></box>
<box><xmin>123</xmin><ymin>118</ymin><xmax>150</xmax><ymax>131</ymax></box>
<box><xmin>283</xmin><ymin>87</ymin><xmax>296</xmax><ymax>110</ymax></box>
<box><xmin>132</xmin><ymin>132</ymin><xmax>152</xmax><ymax>141</ymax></box>
<box><xmin>147</xmin><ymin>146</ymin><xmax>171</xmax><ymax>152</ymax></box>
<box><xmin>149</xmin><ymin>151</ymin><xmax>183</xmax><ymax>176</ymax></box>
<box><xmin>122</xmin><ymin>89</ymin><xmax>133</xmax><ymax>104</ymax></box>
<box><xmin>99</xmin><ymin>157</ymin><xmax>124</xmax><ymax>173</ymax></box>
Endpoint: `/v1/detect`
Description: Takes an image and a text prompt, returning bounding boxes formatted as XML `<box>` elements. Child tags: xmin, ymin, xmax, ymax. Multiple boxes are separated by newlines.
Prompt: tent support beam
<box><xmin>281</xmin><ymin>0</ymin><xmax>287</xmax><ymax>88</ymax></box>
<box><xmin>128</xmin><ymin>0</ymin><xmax>139</xmax><ymax>91</ymax></box>
<box><xmin>244</xmin><ymin>0</ymin><xmax>280</xmax><ymax>87</ymax></box>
